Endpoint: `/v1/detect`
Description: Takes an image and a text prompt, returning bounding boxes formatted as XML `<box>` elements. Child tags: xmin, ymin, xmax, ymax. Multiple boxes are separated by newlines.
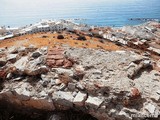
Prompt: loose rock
<box><xmin>73</xmin><ymin>91</ymin><xmax>87</xmax><ymax>106</ymax></box>
<box><xmin>53</xmin><ymin>91</ymin><xmax>74</xmax><ymax>107</ymax></box>
<box><xmin>85</xmin><ymin>96</ymin><xmax>103</xmax><ymax>109</ymax></box>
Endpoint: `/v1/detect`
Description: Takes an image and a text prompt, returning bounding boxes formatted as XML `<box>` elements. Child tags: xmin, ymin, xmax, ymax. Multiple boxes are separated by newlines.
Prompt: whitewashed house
<box><xmin>0</xmin><ymin>33</ymin><xmax>14</xmax><ymax>40</ymax></box>
<box><xmin>55</xmin><ymin>22</ymin><xmax>65</xmax><ymax>31</ymax></box>
<box><xmin>3</xmin><ymin>19</ymin><xmax>93</xmax><ymax>38</ymax></box>
<box><xmin>6</xmin><ymin>27</ymin><xmax>19</xmax><ymax>31</ymax></box>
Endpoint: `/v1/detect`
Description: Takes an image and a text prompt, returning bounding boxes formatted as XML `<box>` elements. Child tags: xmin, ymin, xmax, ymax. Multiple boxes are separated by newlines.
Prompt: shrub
<box><xmin>42</xmin><ymin>35</ymin><xmax>48</xmax><ymax>38</ymax></box>
<box><xmin>57</xmin><ymin>35</ymin><xmax>64</xmax><ymax>39</ymax></box>
<box><xmin>99</xmin><ymin>39</ymin><xmax>105</xmax><ymax>43</ymax></box>
<box><xmin>77</xmin><ymin>36</ymin><xmax>87</xmax><ymax>41</ymax></box>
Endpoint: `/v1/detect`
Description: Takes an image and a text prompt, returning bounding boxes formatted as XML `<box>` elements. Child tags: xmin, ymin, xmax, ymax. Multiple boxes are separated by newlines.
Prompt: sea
<box><xmin>0</xmin><ymin>0</ymin><xmax>160</xmax><ymax>27</ymax></box>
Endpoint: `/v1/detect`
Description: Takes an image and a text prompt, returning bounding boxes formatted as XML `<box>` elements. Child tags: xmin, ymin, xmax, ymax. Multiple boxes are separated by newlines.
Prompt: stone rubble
<box><xmin>97</xmin><ymin>22</ymin><xmax>160</xmax><ymax>56</ymax></box>
<box><xmin>0</xmin><ymin>45</ymin><xmax>160</xmax><ymax>120</ymax></box>
<box><xmin>85</xmin><ymin>96</ymin><xmax>104</xmax><ymax>109</ymax></box>
<box><xmin>73</xmin><ymin>91</ymin><xmax>87</xmax><ymax>106</ymax></box>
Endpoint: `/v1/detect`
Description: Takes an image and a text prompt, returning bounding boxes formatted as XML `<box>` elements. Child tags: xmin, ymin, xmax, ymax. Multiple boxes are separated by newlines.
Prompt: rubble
<box><xmin>53</xmin><ymin>91</ymin><xmax>74</xmax><ymax>108</ymax></box>
<box><xmin>7</xmin><ymin>54</ymin><xmax>18</xmax><ymax>63</ymax></box>
<box><xmin>7</xmin><ymin>46</ymin><xmax>18</xmax><ymax>54</ymax></box>
<box><xmin>130</xmin><ymin>87</ymin><xmax>141</xmax><ymax>98</ymax></box>
<box><xmin>127</xmin><ymin>59</ymin><xmax>152</xmax><ymax>79</ymax></box>
<box><xmin>144</xmin><ymin>103</ymin><xmax>156</xmax><ymax>114</ymax></box>
<box><xmin>67</xmin><ymin>83</ymin><xmax>76</xmax><ymax>91</ymax></box>
<box><xmin>31</xmin><ymin>51</ymin><xmax>42</xmax><ymax>58</ymax></box>
<box><xmin>0</xmin><ymin>70</ymin><xmax>7</xmax><ymax>79</ymax></box>
<box><xmin>85</xmin><ymin>96</ymin><xmax>103</xmax><ymax>109</ymax></box>
<box><xmin>98</xmin><ymin>21</ymin><xmax>160</xmax><ymax>57</ymax></box>
<box><xmin>0</xmin><ymin>46</ymin><xmax>160</xmax><ymax>120</ymax></box>
<box><xmin>73</xmin><ymin>91</ymin><xmax>87</xmax><ymax>106</ymax></box>
<box><xmin>0</xmin><ymin>54</ymin><xmax>6</xmax><ymax>66</ymax></box>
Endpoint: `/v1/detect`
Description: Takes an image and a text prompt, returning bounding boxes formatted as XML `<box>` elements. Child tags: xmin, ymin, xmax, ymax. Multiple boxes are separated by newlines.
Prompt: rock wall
<box><xmin>0</xmin><ymin>45</ymin><xmax>160</xmax><ymax>120</ymax></box>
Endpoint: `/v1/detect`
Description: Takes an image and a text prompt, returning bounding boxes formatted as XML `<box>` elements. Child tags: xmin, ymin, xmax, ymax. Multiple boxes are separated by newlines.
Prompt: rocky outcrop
<box><xmin>0</xmin><ymin>46</ymin><xmax>160</xmax><ymax>120</ymax></box>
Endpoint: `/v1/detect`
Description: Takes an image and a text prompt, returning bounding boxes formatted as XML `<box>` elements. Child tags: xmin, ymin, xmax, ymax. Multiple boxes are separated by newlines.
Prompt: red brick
<box><xmin>47</xmin><ymin>55</ymin><xmax>64</xmax><ymax>60</ymax></box>
<box><xmin>55</xmin><ymin>59</ymin><xmax>64</xmax><ymax>66</ymax></box>
<box><xmin>63</xmin><ymin>59</ymin><xmax>73</xmax><ymax>68</ymax></box>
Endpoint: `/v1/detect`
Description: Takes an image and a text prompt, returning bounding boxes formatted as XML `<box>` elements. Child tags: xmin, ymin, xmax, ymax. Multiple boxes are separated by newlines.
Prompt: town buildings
<box><xmin>0</xmin><ymin>19</ymin><xmax>91</xmax><ymax>40</ymax></box>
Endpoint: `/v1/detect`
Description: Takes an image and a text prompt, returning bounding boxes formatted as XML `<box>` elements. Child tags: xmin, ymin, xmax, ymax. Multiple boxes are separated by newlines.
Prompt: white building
<box><xmin>6</xmin><ymin>27</ymin><xmax>19</xmax><ymax>31</ymax></box>
<box><xmin>0</xmin><ymin>33</ymin><xmax>14</xmax><ymax>40</ymax></box>
<box><xmin>1</xmin><ymin>19</ymin><xmax>91</xmax><ymax>38</ymax></box>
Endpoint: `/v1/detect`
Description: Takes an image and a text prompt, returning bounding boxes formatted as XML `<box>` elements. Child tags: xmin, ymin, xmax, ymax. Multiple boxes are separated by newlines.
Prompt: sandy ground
<box><xmin>0</xmin><ymin>32</ymin><xmax>122</xmax><ymax>51</ymax></box>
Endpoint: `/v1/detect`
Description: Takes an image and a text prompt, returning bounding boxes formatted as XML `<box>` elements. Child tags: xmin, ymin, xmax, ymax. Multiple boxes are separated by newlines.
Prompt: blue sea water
<box><xmin>0</xmin><ymin>0</ymin><xmax>160</xmax><ymax>27</ymax></box>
